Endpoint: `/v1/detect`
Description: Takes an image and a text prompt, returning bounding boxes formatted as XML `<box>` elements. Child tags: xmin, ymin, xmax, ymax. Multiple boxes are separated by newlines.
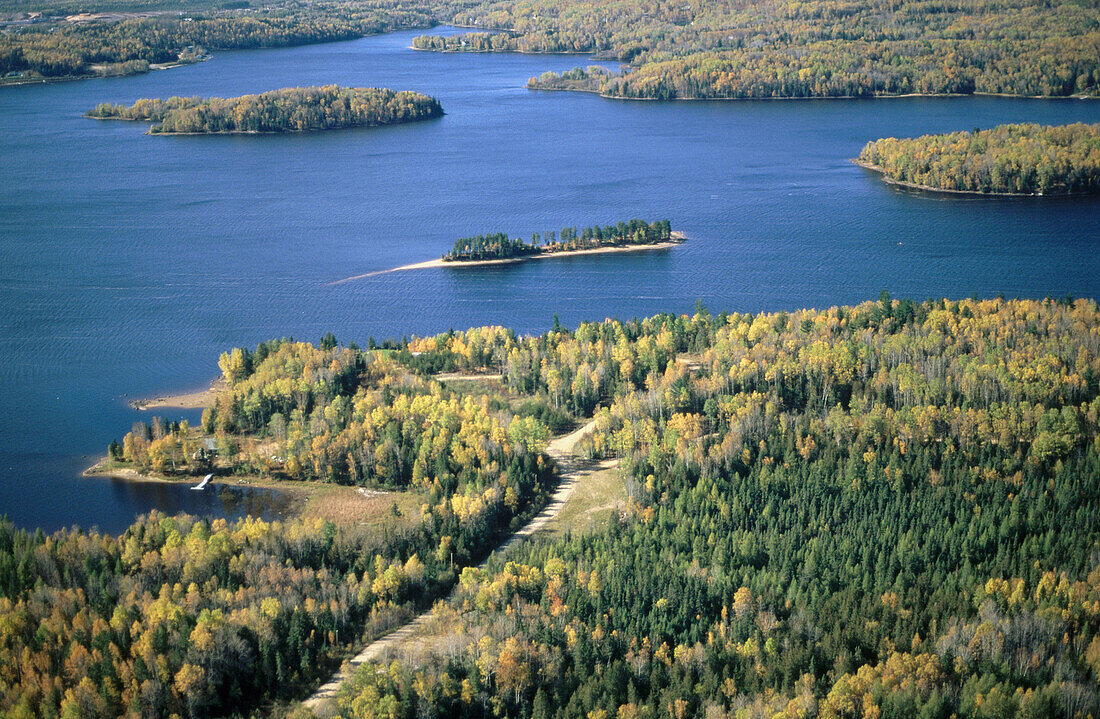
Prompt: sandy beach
<box><xmin>128</xmin><ymin>378</ymin><xmax>225</xmax><ymax>410</ymax></box>
<box><xmin>329</xmin><ymin>233</ymin><xmax>685</xmax><ymax>285</ymax></box>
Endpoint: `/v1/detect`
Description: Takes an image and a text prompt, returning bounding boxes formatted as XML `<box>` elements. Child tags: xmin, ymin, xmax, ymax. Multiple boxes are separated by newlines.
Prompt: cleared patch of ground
<box><xmin>296</xmin><ymin>484</ymin><xmax>422</xmax><ymax>527</ymax></box>
<box><xmin>542</xmin><ymin>459</ymin><xmax>623</xmax><ymax>536</ymax></box>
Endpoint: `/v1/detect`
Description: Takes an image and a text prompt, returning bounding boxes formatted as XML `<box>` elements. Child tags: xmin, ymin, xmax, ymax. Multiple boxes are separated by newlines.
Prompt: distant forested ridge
<box><xmin>417</xmin><ymin>0</ymin><xmax>1100</xmax><ymax>100</ymax></box>
<box><xmin>86</xmin><ymin>85</ymin><xmax>443</xmax><ymax>133</ymax></box>
<box><xmin>858</xmin><ymin>122</ymin><xmax>1100</xmax><ymax>195</ymax></box>
<box><xmin>332</xmin><ymin>296</ymin><xmax>1100</xmax><ymax>719</ymax></box>
<box><xmin>0</xmin><ymin>0</ymin><xmax>435</xmax><ymax>83</ymax></box>
<box><xmin>443</xmin><ymin>219</ymin><xmax>675</xmax><ymax>261</ymax></box>
<box><xmin>7</xmin><ymin>0</ymin><xmax>1098</xmax><ymax>98</ymax></box>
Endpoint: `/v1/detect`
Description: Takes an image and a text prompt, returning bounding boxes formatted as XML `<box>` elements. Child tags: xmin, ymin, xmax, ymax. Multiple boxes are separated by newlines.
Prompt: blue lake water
<box><xmin>1</xmin><ymin>27</ymin><xmax>1098</xmax><ymax>533</ymax></box>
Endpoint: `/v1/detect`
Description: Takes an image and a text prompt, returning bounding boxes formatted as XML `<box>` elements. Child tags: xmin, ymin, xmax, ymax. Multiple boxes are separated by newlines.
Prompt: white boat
<box><xmin>191</xmin><ymin>473</ymin><xmax>213</xmax><ymax>491</ymax></box>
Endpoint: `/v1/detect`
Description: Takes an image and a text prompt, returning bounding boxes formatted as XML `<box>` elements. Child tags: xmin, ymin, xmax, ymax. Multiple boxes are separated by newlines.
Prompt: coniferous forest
<box><xmin>443</xmin><ymin>220</ymin><xmax>674</xmax><ymax>262</ymax></box>
<box><xmin>87</xmin><ymin>86</ymin><xmax>443</xmax><ymax>134</ymax></box>
<box><xmin>1</xmin><ymin>297</ymin><xmax>1098</xmax><ymax>717</ymax></box>
<box><xmin>858</xmin><ymin>123</ymin><xmax>1100</xmax><ymax>195</ymax></box>
<box><xmin>330</xmin><ymin>297</ymin><xmax>1100</xmax><ymax>719</ymax></box>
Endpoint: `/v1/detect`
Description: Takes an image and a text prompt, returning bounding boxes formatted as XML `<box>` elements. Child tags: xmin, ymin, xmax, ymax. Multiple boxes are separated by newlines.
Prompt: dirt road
<box><xmin>303</xmin><ymin>419</ymin><xmax>598</xmax><ymax>715</ymax></box>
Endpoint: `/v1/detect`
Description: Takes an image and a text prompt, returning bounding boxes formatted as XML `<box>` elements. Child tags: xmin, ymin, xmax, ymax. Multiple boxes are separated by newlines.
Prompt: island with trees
<box><xmin>5</xmin><ymin>296</ymin><xmax>1100</xmax><ymax>717</ymax></box>
<box><xmin>443</xmin><ymin>219</ymin><xmax>680</xmax><ymax>263</ymax></box>
<box><xmin>332</xmin><ymin>219</ymin><xmax>683</xmax><ymax>282</ymax></box>
<box><xmin>856</xmin><ymin>122</ymin><xmax>1100</xmax><ymax>196</ymax></box>
<box><xmin>86</xmin><ymin>85</ymin><xmax>443</xmax><ymax>134</ymax></box>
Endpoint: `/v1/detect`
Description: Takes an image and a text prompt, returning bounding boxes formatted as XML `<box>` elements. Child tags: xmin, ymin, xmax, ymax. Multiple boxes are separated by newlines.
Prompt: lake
<box><xmin>1</xmin><ymin>27</ymin><xmax>1098</xmax><ymax>533</ymax></box>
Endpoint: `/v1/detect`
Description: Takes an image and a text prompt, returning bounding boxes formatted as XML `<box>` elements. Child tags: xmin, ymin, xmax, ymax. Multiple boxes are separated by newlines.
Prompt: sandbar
<box><xmin>129</xmin><ymin>378</ymin><xmax>225</xmax><ymax>410</ymax></box>
<box><xmin>329</xmin><ymin>233</ymin><xmax>684</xmax><ymax>286</ymax></box>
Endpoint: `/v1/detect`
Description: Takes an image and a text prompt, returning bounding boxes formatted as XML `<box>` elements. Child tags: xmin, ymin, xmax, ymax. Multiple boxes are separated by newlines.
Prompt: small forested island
<box><xmin>857</xmin><ymin>122</ymin><xmax>1100</xmax><ymax>196</ymax></box>
<box><xmin>6</xmin><ymin>296</ymin><xmax>1100</xmax><ymax>718</ymax></box>
<box><xmin>443</xmin><ymin>218</ymin><xmax>678</xmax><ymax>262</ymax></box>
<box><xmin>86</xmin><ymin>85</ymin><xmax>443</xmax><ymax>134</ymax></box>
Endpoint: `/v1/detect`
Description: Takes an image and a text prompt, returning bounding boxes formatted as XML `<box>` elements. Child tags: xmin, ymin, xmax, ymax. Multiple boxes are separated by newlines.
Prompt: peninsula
<box><xmin>856</xmin><ymin>122</ymin><xmax>1100</xmax><ymax>196</ymax></box>
<box><xmin>86</xmin><ymin>85</ymin><xmax>443</xmax><ymax>134</ymax></box>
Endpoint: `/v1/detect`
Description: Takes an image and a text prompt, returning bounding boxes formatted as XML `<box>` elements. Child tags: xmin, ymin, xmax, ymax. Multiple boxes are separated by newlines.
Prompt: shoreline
<box><xmin>329</xmin><ymin>234</ymin><xmax>685</xmax><ymax>285</ymax></box>
<box><xmin>83</xmin><ymin>460</ymin><xmax>294</xmax><ymax>494</ymax></box>
<box><xmin>82</xmin><ymin>458</ymin><xmax>323</xmax><ymax>509</ymax></box>
<box><xmin>128</xmin><ymin>378</ymin><xmax>225</xmax><ymax>410</ymax></box>
<box><xmin>530</xmin><ymin>85</ymin><xmax>1099</xmax><ymax>103</ymax></box>
<box><xmin>88</xmin><ymin>113</ymin><xmax>444</xmax><ymax>136</ymax></box>
<box><xmin>81</xmin><ymin>459</ymin><xmax>334</xmax><ymax>521</ymax></box>
<box><xmin>2</xmin><ymin>59</ymin><xmax>199</xmax><ymax>88</ymax></box>
<box><xmin>84</xmin><ymin>460</ymin><xmax>203</xmax><ymax>485</ymax></box>
<box><xmin>851</xmin><ymin>159</ymin><xmax>1090</xmax><ymax>197</ymax></box>
<box><xmin>141</xmin><ymin>109</ymin><xmax>444</xmax><ymax>135</ymax></box>
<box><xmin>82</xmin><ymin>458</ymin><xmax>414</xmax><ymax>519</ymax></box>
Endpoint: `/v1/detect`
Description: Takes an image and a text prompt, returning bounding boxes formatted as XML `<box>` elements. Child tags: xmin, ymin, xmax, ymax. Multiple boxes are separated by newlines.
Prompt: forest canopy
<box><xmin>86</xmin><ymin>85</ymin><xmax>443</xmax><ymax>134</ymax></box>
<box><xmin>2</xmin><ymin>339</ymin><xmax>556</xmax><ymax>716</ymax></box>
<box><xmin>329</xmin><ymin>296</ymin><xmax>1100</xmax><ymax>719</ymax></box>
<box><xmin>857</xmin><ymin>122</ymin><xmax>1100</xmax><ymax>195</ymax></box>
<box><xmin>5</xmin><ymin>297</ymin><xmax>1100</xmax><ymax>718</ymax></box>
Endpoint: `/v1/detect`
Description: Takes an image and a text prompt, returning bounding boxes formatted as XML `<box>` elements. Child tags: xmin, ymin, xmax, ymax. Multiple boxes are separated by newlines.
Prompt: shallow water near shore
<box><xmin>1</xmin><ymin>27</ymin><xmax>1098</xmax><ymax>533</ymax></box>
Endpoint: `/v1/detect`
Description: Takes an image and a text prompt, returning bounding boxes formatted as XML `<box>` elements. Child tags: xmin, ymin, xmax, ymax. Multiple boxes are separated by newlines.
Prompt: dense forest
<box><xmin>86</xmin><ymin>86</ymin><xmax>443</xmax><ymax>134</ymax></box>
<box><xmin>857</xmin><ymin>123</ymin><xmax>1100</xmax><ymax>196</ymax></box>
<box><xmin>5</xmin><ymin>298</ymin><xmax>1099</xmax><ymax>717</ymax></box>
<box><xmin>443</xmin><ymin>219</ymin><xmax>674</xmax><ymax>261</ymax></box>
<box><xmin>417</xmin><ymin>0</ymin><xmax>1100</xmax><ymax>100</ymax></box>
<box><xmin>330</xmin><ymin>297</ymin><xmax>1100</xmax><ymax>719</ymax></box>
<box><xmin>0</xmin><ymin>339</ymin><xmax>559</xmax><ymax>716</ymax></box>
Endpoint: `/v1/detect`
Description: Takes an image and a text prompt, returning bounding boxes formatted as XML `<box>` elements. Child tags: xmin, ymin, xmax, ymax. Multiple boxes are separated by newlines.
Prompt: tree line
<box><xmin>87</xmin><ymin>85</ymin><xmax>443</xmax><ymax>134</ymax></box>
<box><xmin>443</xmin><ymin>219</ymin><xmax>674</xmax><ymax>261</ymax></box>
<box><xmin>858</xmin><ymin>122</ymin><xmax>1100</xmax><ymax>196</ymax></box>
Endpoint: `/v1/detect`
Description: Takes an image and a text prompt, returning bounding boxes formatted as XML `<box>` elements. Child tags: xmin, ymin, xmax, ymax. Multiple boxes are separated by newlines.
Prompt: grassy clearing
<box><xmin>296</xmin><ymin>484</ymin><xmax>422</xmax><ymax>528</ymax></box>
<box><xmin>435</xmin><ymin>375</ymin><xmax>505</xmax><ymax>397</ymax></box>
<box><xmin>543</xmin><ymin>459</ymin><xmax>624</xmax><ymax>537</ymax></box>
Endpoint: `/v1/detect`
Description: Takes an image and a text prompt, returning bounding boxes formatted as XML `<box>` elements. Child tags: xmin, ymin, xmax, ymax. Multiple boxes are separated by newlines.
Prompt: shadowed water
<box><xmin>1</xmin><ymin>27</ymin><xmax>1098</xmax><ymax>533</ymax></box>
